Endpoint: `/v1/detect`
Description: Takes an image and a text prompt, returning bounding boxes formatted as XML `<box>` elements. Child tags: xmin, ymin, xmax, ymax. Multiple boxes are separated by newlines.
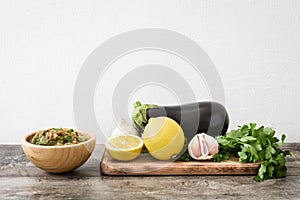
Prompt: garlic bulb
<box><xmin>188</xmin><ymin>133</ymin><xmax>218</xmax><ymax>160</ymax></box>
<box><xmin>111</xmin><ymin>118</ymin><xmax>139</xmax><ymax>137</ymax></box>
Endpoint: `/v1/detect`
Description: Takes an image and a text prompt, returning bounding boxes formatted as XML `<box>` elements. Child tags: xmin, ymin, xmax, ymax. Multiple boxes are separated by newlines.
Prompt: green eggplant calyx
<box><xmin>132</xmin><ymin>101</ymin><xmax>159</xmax><ymax>131</ymax></box>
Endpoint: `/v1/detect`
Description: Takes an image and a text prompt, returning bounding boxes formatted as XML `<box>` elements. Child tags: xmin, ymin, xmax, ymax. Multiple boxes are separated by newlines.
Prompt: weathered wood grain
<box><xmin>0</xmin><ymin>144</ymin><xmax>299</xmax><ymax>199</ymax></box>
<box><xmin>101</xmin><ymin>151</ymin><xmax>261</xmax><ymax>175</ymax></box>
<box><xmin>0</xmin><ymin>176</ymin><xmax>299</xmax><ymax>200</ymax></box>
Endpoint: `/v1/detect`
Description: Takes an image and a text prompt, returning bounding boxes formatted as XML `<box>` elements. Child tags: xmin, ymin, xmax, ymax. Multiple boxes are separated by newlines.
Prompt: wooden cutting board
<box><xmin>100</xmin><ymin>151</ymin><xmax>260</xmax><ymax>176</ymax></box>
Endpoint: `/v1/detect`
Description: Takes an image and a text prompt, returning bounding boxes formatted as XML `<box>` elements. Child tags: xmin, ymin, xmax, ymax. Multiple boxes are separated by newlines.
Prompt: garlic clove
<box><xmin>188</xmin><ymin>133</ymin><xmax>219</xmax><ymax>160</ymax></box>
<box><xmin>203</xmin><ymin>133</ymin><xmax>219</xmax><ymax>155</ymax></box>
<box><xmin>208</xmin><ymin>141</ymin><xmax>218</xmax><ymax>155</ymax></box>
<box><xmin>189</xmin><ymin>135</ymin><xmax>201</xmax><ymax>158</ymax></box>
<box><xmin>199</xmin><ymin>134</ymin><xmax>209</xmax><ymax>157</ymax></box>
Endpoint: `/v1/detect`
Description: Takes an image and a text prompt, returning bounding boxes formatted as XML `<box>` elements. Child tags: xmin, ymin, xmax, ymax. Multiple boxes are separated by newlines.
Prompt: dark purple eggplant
<box><xmin>132</xmin><ymin>101</ymin><xmax>229</xmax><ymax>142</ymax></box>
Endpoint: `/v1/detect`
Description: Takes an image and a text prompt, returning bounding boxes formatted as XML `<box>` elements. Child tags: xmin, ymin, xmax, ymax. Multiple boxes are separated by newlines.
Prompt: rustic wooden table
<box><xmin>0</xmin><ymin>144</ymin><xmax>299</xmax><ymax>199</ymax></box>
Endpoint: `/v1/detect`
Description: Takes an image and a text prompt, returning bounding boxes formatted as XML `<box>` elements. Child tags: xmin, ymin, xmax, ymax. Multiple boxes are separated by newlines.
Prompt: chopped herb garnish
<box><xmin>29</xmin><ymin>128</ymin><xmax>86</xmax><ymax>146</ymax></box>
<box><xmin>77</xmin><ymin>137</ymin><xmax>83</xmax><ymax>142</ymax></box>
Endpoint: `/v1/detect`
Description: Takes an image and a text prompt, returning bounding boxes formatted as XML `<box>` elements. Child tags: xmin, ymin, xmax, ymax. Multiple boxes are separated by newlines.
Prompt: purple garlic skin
<box><xmin>188</xmin><ymin>133</ymin><xmax>219</xmax><ymax>160</ymax></box>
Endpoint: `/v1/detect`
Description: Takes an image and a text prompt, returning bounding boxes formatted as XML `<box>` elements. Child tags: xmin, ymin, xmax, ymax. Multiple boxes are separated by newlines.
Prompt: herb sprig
<box><xmin>213</xmin><ymin>123</ymin><xmax>291</xmax><ymax>181</ymax></box>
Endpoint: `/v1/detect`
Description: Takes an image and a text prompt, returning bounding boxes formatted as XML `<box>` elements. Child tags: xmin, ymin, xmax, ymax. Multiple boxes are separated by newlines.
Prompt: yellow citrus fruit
<box><xmin>143</xmin><ymin>117</ymin><xmax>185</xmax><ymax>160</ymax></box>
<box><xmin>105</xmin><ymin>135</ymin><xmax>143</xmax><ymax>161</ymax></box>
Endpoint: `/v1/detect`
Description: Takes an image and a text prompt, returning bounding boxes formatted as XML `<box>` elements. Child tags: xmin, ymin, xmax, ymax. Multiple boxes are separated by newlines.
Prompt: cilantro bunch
<box><xmin>213</xmin><ymin>123</ymin><xmax>291</xmax><ymax>181</ymax></box>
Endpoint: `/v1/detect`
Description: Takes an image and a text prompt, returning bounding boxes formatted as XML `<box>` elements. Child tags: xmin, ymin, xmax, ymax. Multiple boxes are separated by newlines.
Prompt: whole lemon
<box><xmin>143</xmin><ymin>117</ymin><xmax>184</xmax><ymax>160</ymax></box>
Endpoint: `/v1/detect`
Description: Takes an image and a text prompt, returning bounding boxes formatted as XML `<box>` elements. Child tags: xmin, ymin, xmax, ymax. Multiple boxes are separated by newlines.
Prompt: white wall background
<box><xmin>0</xmin><ymin>0</ymin><xmax>299</xmax><ymax>143</ymax></box>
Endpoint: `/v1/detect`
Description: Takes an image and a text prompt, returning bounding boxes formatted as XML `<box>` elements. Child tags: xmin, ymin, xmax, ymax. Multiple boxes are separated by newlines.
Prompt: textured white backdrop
<box><xmin>0</xmin><ymin>0</ymin><xmax>299</xmax><ymax>143</ymax></box>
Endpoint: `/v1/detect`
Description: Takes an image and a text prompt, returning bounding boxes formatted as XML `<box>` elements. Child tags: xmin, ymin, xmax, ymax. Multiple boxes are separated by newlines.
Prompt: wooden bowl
<box><xmin>21</xmin><ymin>130</ymin><xmax>96</xmax><ymax>173</ymax></box>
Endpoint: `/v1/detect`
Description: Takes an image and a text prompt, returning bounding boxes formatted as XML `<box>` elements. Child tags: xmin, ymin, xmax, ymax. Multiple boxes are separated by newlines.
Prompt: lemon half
<box><xmin>105</xmin><ymin>135</ymin><xmax>143</xmax><ymax>161</ymax></box>
<box><xmin>143</xmin><ymin>117</ymin><xmax>185</xmax><ymax>160</ymax></box>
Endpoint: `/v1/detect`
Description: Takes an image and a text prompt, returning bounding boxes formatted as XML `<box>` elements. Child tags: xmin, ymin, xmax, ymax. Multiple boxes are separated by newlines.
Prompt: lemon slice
<box><xmin>143</xmin><ymin>117</ymin><xmax>185</xmax><ymax>160</ymax></box>
<box><xmin>105</xmin><ymin>135</ymin><xmax>143</xmax><ymax>161</ymax></box>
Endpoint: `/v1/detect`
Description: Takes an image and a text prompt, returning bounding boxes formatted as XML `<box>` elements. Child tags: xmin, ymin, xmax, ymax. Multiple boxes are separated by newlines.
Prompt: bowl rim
<box><xmin>22</xmin><ymin>129</ymin><xmax>96</xmax><ymax>149</ymax></box>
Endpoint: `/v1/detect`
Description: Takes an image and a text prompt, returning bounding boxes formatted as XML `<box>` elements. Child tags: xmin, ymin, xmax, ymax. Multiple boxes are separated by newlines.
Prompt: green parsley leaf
<box><xmin>213</xmin><ymin>123</ymin><xmax>291</xmax><ymax>181</ymax></box>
